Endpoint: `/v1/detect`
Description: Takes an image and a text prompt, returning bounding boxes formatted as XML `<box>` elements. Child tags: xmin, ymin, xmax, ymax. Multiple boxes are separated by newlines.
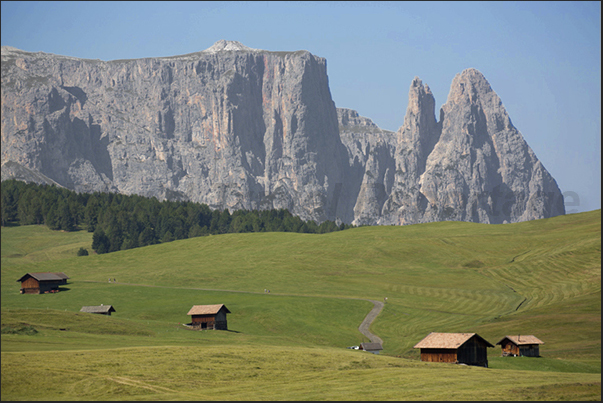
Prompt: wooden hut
<box><xmin>187</xmin><ymin>304</ymin><xmax>230</xmax><ymax>330</ymax></box>
<box><xmin>16</xmin><ymin>272</ymin><xmax>70</xmax><ymax>294</ymax></box>
<box><xmin>359</xmin><ymin>342</ymin><xmax>383</xmax><ymax>354</ymax></box>
<box><xmin>413</xmin><ymin>332</ymin><xmax>494</xmax><ymax>367</ymax></box>
<box><xmin>80</xmin><ymin>305</ymin><xmax>116</xmax><ymax>315</ymax></box>
<box><xmin>55</xmin><ymin>272</ymin><xmax>69</xmax><ymax>285</ymax></box>
<box><xmin>496</xmin><ymin>335</ymin><xmax>544</xmax><ymax>357</ymax></box>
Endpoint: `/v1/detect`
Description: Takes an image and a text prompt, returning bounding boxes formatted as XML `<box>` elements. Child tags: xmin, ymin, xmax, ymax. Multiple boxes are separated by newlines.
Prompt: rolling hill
<box><xmin>1</xmin><ymin>210</ymin><xmax>600</xmax><ymax>400</ymax></box>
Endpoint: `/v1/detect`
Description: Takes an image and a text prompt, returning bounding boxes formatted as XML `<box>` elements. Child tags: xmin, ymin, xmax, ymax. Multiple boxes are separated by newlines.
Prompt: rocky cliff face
<box><xmin>1</xmin><ymin>41</ymin><xmax>351</xmax><ymax>223</ymax></box>
<box><xmin>380</xmin><ymin>69</ymin><xmax>565</xmax><ymax>224</ymax></box>
<box><xmin>337</xmin><ymin>108</ymin><xmax>397</xmax><ymax>226</ymax></box>
<box><xmin>1</xmin><ymin>41</ymin><xmax>564</xmax><ymax>225</ymax></box>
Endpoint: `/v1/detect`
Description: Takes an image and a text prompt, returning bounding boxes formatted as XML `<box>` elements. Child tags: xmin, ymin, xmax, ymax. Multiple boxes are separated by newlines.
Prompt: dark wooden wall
<box><xmin>192</xmin><ymin>315</ymin><xmax>216</xmax><ymax>326</ymax></box>
<box><xmin>20</xmin><ymin>277</ymin><xmax>40</xmax><ymax>294</ymax></box>
<box><xmin>500</xmin><ymin>341</ymin><xmax>540</xmax><ymax>357</ymax></box>
<box><xmin>420</xmin><ymin>348</ymin><xmax>457</xmax><ymax>363</ymax></box>
<box><xmin>519</xmin><ymin>345</ymin><xmax>540</xmax><ymax>357</ymax></box>
<box><xmin>457</xmin><ymin>338</ymin><xmax>489</xmax><ymax>367</ymax></box>
<box><xmin>191</xmin><ymin>313</ymin><xmax>228</xmax><ymax>330</ymax></box>
<box><xmin>39</xmin><ymin>282</ymin><xmax>60</xmax><ymax>293</ymax></box>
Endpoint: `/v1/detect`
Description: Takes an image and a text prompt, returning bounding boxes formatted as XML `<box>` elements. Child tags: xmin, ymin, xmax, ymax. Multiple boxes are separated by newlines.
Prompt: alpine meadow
<box><xmin>1</xmin><ymin>1</ymin><xmax>601</xmax><ymax>400</ymax></box>
<box><xmin>1</xmin><ymin>209</ymin><xmax>600</xmax><ymax>401</ymax></box>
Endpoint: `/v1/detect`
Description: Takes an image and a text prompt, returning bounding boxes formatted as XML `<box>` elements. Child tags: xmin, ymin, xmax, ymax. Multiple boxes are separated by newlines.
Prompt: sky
<box><xmin>1</xmin><ymin>1</ymin><xmax>600</xmax><ymax>214</ymax></box>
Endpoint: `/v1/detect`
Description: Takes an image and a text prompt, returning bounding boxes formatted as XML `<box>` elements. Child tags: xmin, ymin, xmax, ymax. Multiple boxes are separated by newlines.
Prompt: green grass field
<box><xmin>1</xmin><ymin>210</ymin><xmax>600</xmax><ymax>400</ymax></box>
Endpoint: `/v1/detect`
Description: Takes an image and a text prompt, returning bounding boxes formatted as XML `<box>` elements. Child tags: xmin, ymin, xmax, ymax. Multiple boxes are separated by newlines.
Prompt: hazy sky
<box><xmin>1</xmin><ymin>1</ymin><xmax>600</xmax><ymax>213</ymax></box>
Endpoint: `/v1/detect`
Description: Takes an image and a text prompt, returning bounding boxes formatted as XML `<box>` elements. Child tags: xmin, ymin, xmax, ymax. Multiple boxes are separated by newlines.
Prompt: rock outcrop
<box><xmin>337</xmin><ymin>108</ymin><xmax>397</xmax><ymax>226</ymax></box>
<box><xmin>1</xmin><ymin>42</ymin><xmax>565</xmax><ymax>225</ymax></box>
<box><xmin>380</xmin><ymin>69</ymin><xmax>565</xmax><ymax>224</ymax></box>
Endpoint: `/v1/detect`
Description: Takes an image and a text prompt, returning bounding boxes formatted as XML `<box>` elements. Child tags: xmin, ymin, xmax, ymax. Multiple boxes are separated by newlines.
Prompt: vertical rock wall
<box><xmin>1</xmin><ymin>43</ymin><xmax>564</xmax><ymax>225</ymax></box>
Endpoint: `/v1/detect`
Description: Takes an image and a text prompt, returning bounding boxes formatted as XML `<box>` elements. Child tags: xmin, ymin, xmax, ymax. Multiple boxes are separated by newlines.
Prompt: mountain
<box><xmin>337</xmin><ymin>108</ymin><xmax>397</xmax><ymax>226</ymax></box>
<box><xmin>379</xmin><ymin>70</ymin><xmax>565</xmax><ymax>224</ymax></box>
<box><xmin>1</xmin><ymin>41</ymin><xmax>564</xmax><ymax>225</ymax></box>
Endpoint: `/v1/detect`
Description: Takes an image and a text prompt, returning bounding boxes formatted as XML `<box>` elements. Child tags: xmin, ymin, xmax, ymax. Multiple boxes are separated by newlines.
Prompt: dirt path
<box><xmin>357</xmin><ymin>299</ymin><xmax>384</xmax><ymax>344</ymax></box>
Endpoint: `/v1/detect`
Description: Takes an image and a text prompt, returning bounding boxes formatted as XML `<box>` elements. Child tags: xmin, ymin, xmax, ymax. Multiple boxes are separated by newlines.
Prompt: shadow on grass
<box><xmin>37</xmin><ymin>287</ymin><xmax>71</xmax><ymax>293</ymax></box>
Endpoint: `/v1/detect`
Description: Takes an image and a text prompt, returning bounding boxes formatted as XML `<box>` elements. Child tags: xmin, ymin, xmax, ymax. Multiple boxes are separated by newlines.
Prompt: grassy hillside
<box><xmin>1</xmin><ymin>210</ymin><xmax>600</xmax><ymax>400</ymax></box>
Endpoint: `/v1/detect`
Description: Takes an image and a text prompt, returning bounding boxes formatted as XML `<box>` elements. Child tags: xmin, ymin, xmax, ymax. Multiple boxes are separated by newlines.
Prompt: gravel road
<box><xmin>358</xmin><ymin>299</ymin><xmax>384</xmax><ymax>344</ymax></box>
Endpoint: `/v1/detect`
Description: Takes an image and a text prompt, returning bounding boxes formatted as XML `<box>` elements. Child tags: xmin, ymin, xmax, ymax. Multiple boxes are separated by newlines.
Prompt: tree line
<box><xmin>1</xmin><ymin>179</ymin><xmax>353</xmax><ymax>254</ymax></box>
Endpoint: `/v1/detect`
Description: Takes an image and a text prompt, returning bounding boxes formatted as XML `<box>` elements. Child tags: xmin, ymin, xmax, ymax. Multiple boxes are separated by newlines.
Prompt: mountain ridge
<box><xmin>1</xmin><ymin>40</ymin><xmax>565</xmax><ymax>225</ymax></box>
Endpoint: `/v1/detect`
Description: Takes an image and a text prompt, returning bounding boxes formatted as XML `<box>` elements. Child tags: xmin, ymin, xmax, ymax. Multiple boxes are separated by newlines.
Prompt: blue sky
<box><xmin>1</xmin><ymin>1</ymin><xmax>600</xmax><ymax>213</ymax></box>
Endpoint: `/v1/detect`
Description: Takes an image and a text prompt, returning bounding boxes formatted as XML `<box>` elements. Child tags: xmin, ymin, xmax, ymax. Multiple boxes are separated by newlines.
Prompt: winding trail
<box><xmin>357</xmin><ymin>299</ymin><xmax>384</xmax><ymax>344</ymax></box>
<box><xmin>80</xmin><ymin>280</ymin><xmax>385</xmax><ymax>345</ymax></box>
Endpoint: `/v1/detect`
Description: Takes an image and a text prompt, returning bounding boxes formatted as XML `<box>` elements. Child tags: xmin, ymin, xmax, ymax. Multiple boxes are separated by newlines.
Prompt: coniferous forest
<box><xmin>1</xmin><ymin>179</ymin><xmax>352</xmax><ymax>255</ymax></box>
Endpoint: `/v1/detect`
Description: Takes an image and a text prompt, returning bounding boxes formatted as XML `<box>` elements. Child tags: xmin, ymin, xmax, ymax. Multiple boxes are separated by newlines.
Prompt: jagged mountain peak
<box><xmin>453</xmin><ymin>68</ymin><xmax>490</xmax><ymax>84</ymax></box>
<box><xmin>406</xmin><ymin>77</ymin><xmax>436</xmax><ymax>120</ymax></box>
<box><xmin>448</xmin><ymin>68</ymin><xmax>494</xmax><ymax>100</ymax></box>
<box><xmin>203</xmin><ymin>40</ymin><xmax>259</xmax><ymax>53</ymax></box>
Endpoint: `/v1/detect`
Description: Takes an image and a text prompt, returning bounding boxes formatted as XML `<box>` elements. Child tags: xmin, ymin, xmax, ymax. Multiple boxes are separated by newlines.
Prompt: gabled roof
<box><xmin>413</xmin><ymin>332</ymin><xmax>495</xmax><ymax>349</ymax></box>
<box><xmin>17</xmin><ymin>272</ymin><xmax>66</xmax><ymax>282</ymax></box>
<box><xmin>360</xmin><ymin>342</ymin><xmax>383</xmax><ymax>351</ymax></box>
<box><xmin>187</xmin><ymin>304</ymin><xmax>231</xmax><ymax>316</ymax></box>
<box><xmin>496</xmin><ymin>335</ymin><xmax>544</xmax><ymax>346</ymax></box>
<box><xmin>80</xmin><ymin>305</ymin><xmax>116</xmax><ymax>314</ymax></box>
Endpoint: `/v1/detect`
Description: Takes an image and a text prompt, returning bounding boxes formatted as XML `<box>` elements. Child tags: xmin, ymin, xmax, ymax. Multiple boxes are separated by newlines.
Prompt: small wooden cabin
<box><xmin>359</xmin><ymin>342</ymin><xmax>383</xmax><ymax>354</ymax></box>
<box><xmin>496</xmin><ymin>335</ymin><xmax>544</xmax><ymax>357</ymax></box>
<box><xmin>80</xmin><ymin>305</ymin><xmax>116</xmax><ymax>315</ymax></box>
<box><xmin>16</xmin><ymin>272</ymin><xmax>70</xmax><ymax>294</ymax></box>
<box><xmin>187</xmin><ymin>304</ymin><xmax>230</xmax><ymax>330</ymax></box>
<box><xmin>414</xmin><ymin>332</ymin><xmax>494</xmax><ymax>367</ymax></box>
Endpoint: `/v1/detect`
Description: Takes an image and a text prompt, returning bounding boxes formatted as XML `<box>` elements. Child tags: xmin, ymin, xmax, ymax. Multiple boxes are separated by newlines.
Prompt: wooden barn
<box><xmin>16</xmin><ymin>272</ymin><xmax>70</xmax><ymax>294</ymax></box>
<box><xmin>414</xmin><ymin>332</ymin><xmax>494</xmax><ymax>367</ymax></box>
<box><xmin>55</xmin><ymin>272</ymin><xmax>69</xmax><ymax>284</ymax></box>
<box><xmin>187</xmin><ymin>304</ymin><xmax>230</xmax><ymax>330</ymax></box>
<box><xmin>80</xmin><ymin>305</ymin><xmax>116</xmax><ymax>315</ymax></box>
<box><xmin>496</xmin><ymin>335</ymin><xmax>544</xmax><ymax>357</ymax></box>
<box><xmin>359</xmin><ymin>342</ymin><xmax>383</xmax><ymax>354</ymax></box>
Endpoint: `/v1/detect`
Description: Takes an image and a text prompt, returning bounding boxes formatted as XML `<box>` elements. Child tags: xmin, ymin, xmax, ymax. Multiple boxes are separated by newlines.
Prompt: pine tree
<box><xmin>161</xmin><ymin>230</ymin><xmax>174</xmax><ymax>243</ymax></box>
<box><xmin>58</xmin><ymin>198</ymin><xmax>76</xmax><ymax>231</ymax></box>
<box><xmin>92</xmin><ymin>228</ymin><xmax>110</xmax><ymax>254</ymax></box>
<box><xmin>1</xmin><ymin>181</ymin><xmax>18</xmax><ymax>226</ymax></box>
<box><xmin>138</xmin><ymin>225</ymin><xmax>156</xmax><ymax>246</ymax></box>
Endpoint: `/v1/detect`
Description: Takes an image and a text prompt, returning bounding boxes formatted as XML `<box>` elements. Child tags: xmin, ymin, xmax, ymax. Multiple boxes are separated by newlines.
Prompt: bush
<box><xmin>77</xmin><ymin>247</ymin><xmax>89</xmax><ymax>256</ymax></box>
<box><xmin>1</xmin><ymin>325</ymin><xmax>38</xmax><ymax>335</ymax></box>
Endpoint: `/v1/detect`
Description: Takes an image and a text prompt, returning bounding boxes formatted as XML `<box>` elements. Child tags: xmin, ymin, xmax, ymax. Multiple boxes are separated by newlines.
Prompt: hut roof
<box><xmin>80</xmin><ymin>305</ymin><xmax>116</xmax><ymax>314</ymax></box>
<box><xmin>55</xmin><ymin>272</ymin><xmax>70</xmax><ymax>280</ymax></box>
<box><xmin>413</xmin><ymin>332</ymin><xmax>494</xmax><ymax>349</ymax></box>
<box><xmin>496</xmin><ymin>335</ymin><xmax>544</xmax><ymax>346</ymax></box>
<box><xmin>16</xmin><ymin>272</ymin><xmax>66</xmax><ymax>282</ymax></box>
<box><xmin>360</xmin><ymin>342</ymin><xmax>383</xmax><ymax>351</ymax></box>
<box><xmin>187</xmin><ymin>304</ymin><xmax>231</xmax><ymax>316</ymax></box>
